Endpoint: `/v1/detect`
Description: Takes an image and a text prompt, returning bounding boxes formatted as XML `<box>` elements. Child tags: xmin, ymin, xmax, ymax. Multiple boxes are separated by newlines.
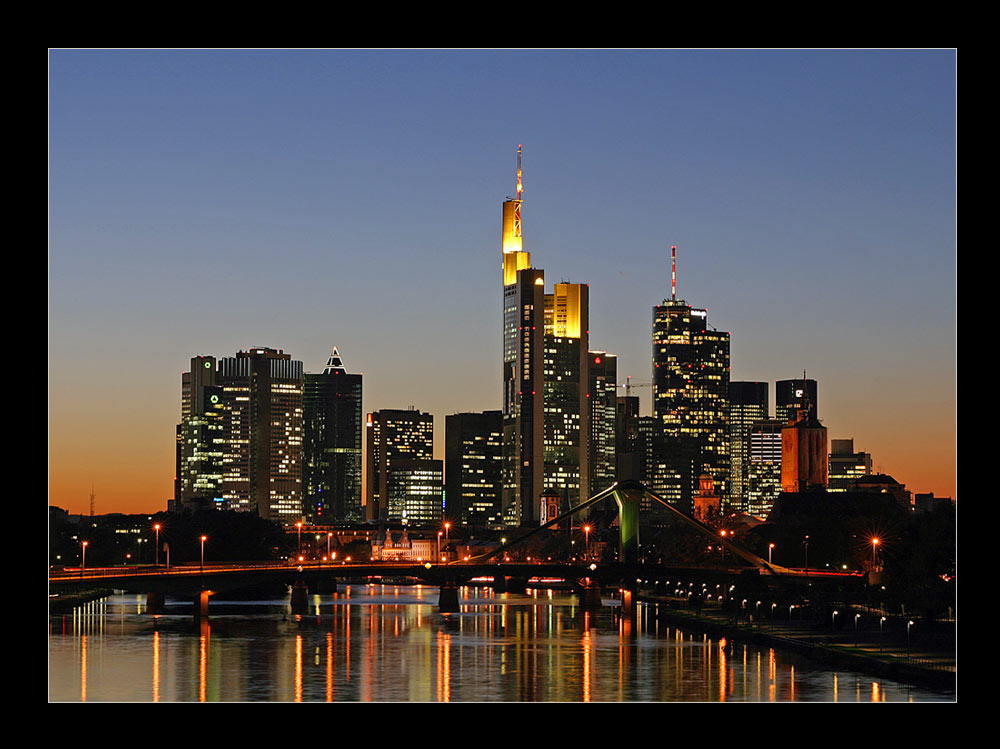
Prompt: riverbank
<box><xmin>637</xmin><ymin>594</ymin><xmax>956</xmax><ymax>695</ymax></box>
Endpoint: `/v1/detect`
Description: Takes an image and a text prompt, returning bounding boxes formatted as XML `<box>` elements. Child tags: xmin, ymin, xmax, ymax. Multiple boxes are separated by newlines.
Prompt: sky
<box><xmin>48</xmin><ymin>49</ymin><xmax>957</xmax><ymax>515</ymax></box>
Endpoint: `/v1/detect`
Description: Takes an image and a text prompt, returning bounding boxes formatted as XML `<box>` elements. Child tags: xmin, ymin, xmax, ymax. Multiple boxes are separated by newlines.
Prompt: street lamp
<box><xmin>437</xmin><ymin>531</ymin><xmax>443</xmax><ymax>561</ymax></box>
<box><xmin>584</xmin><ymin>525</ymin><xmax>591</xmax><ymax>560</ymax></box>
<box><xmin>81</xmin><ymin>540</ymin><xmax>88</xmax><ymax>576</ymax></box>
<box><xmin>154</xmin><ymin>523</ymin><xmax>161</xmax><ymax>567</ymax></box>
<box><xmin>296</xmin><ymin>522</ymin><xmax>303</xmax><ymax>556</ymax></box>
<box><xmin>200</xmin><ymin>535</ymin><xmax>207</xmax><ymax>574</ymax></box>
<box><xmin>768</xmin><ymin>543</ymin><xmax>775</xmax><ymax>564</ymax></box>
<box><xmin>327</xmin><ymin>532</ymin><xmax>333</xmax><ymax>561</ymax></box>
<box><xmin>871</xmin><ymin>537</ymin><xmax>880</xmax><ymax>570</ymax></box>
<box><xmin>803</xmin><ymin>535</ymin><xmax>810</xmax><ymax>573</ymax></box>
<box><xmin>444</xmin><ymin>521</ymin><xmax>451</xmax><ymax>540</ymax></box>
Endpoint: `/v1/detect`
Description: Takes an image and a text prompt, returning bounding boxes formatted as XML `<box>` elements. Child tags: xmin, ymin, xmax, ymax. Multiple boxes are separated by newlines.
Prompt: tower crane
<box><xmin>619</xmin><ymin>375</ymin><xmax>653</xmax><ymax>396</ymax></box>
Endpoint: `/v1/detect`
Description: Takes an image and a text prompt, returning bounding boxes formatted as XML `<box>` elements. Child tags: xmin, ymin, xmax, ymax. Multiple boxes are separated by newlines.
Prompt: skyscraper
<box><xmin>651</xmin><ymin>245</ymin><xmax>730</xmax><ymax>510</ymax></box>
<box><xmin>776</xmin><ymin>377</ymin><xmax>818</xmax><ymax>423</ymax></box>
<box><xmin>747</xmin><ymin>418</ymin><xmax>783</xmax><ymax>518</ymax></box>
<box><xmin>366</xmin><ymin>408</ymin><xmax>442</xmax><ymax>526</ymax></box>
<box><xmin>501</xmin><ymin>147</ymin><xmax>545</xmax><ymax>526</ymax></box>
<box><xmin>499</xmin><ymin>148</ymin><xmax>610</xmax><ymax>526</ymax></box>
<box><xmin>445</xmin><ymin>410</ymin><xmax>503</xmax><ymax>527</ymax></box>
<box><xmin>502</xmin><ymin>265</ymin><xmax>545</xmax><ymax>526</ymax></box>
<box><xmin>729</xmin><ymin>381</ymin><xmax>769</xmax><ymax>513</ymax></box>
<box><xmin>177</xmin><ymin>348</ymin><xmax>304</xmax><ymax>523</ymax></box>
<box><xmin>218</xmin><ymin>348</ymin><xmax>304</xmax><ymax>523</ymax></box>
<box><xmin>303</xmin><ymin>348</ymin><xmax>363</xmax><ymax>524</ymax></box>
<box><xmin>542</xmin><ymin>282</ymin><xmax>590</xmax><ymax>513</ymax></box>
<box><xmin>176</xmin><ymin>355</ymin><xmax>225</xmax><ymax>510</ymax></box>
<box><xmin>588</xmin><ymin>350</ymin><xmax>617</xmax><ymax>497</ymax></box>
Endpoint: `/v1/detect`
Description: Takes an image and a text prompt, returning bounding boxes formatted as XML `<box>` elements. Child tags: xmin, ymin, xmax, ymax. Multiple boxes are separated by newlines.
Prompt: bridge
<box><xmin>49</xmin><ymin>481</ymin><xmax>866</xmax><ymax>617</ymax></box>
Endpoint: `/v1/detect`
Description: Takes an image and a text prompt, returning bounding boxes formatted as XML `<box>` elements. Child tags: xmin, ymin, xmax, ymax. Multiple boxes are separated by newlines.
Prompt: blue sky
<box><xmin>48</xmin><ymin>49</ymin><xmax>956</xmax><ymax>512</ymax></box>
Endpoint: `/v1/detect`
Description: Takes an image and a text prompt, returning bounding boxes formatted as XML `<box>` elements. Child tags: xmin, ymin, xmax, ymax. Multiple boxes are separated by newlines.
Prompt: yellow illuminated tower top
<box><xmin>502</xmin><ymin>145</ymin><xmax>532</xmax><ymax>286</ymax></box>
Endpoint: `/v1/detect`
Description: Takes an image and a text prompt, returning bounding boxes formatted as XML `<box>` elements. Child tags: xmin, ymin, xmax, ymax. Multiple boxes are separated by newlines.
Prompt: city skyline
<box><xmin>49</xmin><ymin>49</ymin><xmax>957</xmax><ymax>515</ymax></box>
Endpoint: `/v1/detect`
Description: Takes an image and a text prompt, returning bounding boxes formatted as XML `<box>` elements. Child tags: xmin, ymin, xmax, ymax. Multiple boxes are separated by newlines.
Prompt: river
<box><xmin>48</xmin><ymin>585</ymin><xmax>951</xmax><ymax>702</ymax></box>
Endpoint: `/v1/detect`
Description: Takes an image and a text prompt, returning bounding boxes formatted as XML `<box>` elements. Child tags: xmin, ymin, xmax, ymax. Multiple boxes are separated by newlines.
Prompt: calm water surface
<box><xmin>48</xmin><ymin>585</ymin><xmax>949</xmax><ymax>702</ymax></box>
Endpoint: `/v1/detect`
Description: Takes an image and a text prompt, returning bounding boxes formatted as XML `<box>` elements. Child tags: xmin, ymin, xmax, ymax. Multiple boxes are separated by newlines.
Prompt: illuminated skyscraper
<box><xmin>366</xmin><ymin>408</ymin><xmax>442</xmax><ymax>526</ymax></box>
<box><xmin>176</xmin><ymin>355</ymin><xmax>225</xmax><ymax>510</ymax></box>
<box><xmin>747</xmin><ymin>418</ymin><xmax>783</xmax><ymax>518</ymax></box>
<box><xmin>652</xmin><ymin>246</ymin><xmax>730</xmax><ymax>510</ymax></box>
<box><xmin>218</xmin><ymin>348</ymin><xmax>304</xmax><ymax>523</ymax></box>
<box><xmin>445</xmin><ymin>411</ymin><xmax>503</xmax><ymax>527</ymax></box>
<box><xmin>542</xmin><ymin>282</ymin><xmax>590</xmax><ymax>513</ymax></box>
<box><xmin>729</xmin><ymin>381</ymin><xmax>769</xmax><ymax>513</ymax></box>
<box><xmin>499</xmin><ymin>148</ymin><xmax>610</xmax><ymax>525</ymax></box>
<box><xmin>501</xmin><ymin>147</ymin><xmax>545</xmax><ymax>526</ymax></box>
<box><xmin>177</xmin><ymin>348</ymin><xmax>304</xmax><ymax>523</ymax></box>
<box><xmin>303</xmin><ymin>348</ymin><xmax>363</xmax><ymax>523</ymax></box>
<box><xmin>503</xmin><ymin>266</ymin><xmax>545</xmax><ymax>525</ymax></box>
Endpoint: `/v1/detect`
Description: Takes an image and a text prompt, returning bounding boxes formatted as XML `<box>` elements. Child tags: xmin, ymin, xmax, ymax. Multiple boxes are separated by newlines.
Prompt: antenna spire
<box><xmin>671</xmin><ymin>244</ymin><xmax>677</xmax><ymax>301</ymax></box>
<box><xmin>516</xmin><ymin>144</ymin><xmax>523</xmax><ymax>199</ymax></box>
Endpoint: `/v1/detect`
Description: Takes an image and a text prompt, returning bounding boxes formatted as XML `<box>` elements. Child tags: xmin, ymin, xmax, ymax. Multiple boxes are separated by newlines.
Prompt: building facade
<box><xmin>828</xmin><ymin>438</ymin><xmax>873</xmax><ymax>492</ymax></box>
<box><xmin>747</xmin><ymin>418</ymin><xmax>784</xmax><ymax>519</ymax></box>
<box><xmin>781</xmin><ymin>409</ymin><xmax>829</xmax><ymax>493</ymax></box>
<box><xmin>652</xmin><ymin>294</ymin><xmax>730</xmax><ymax>511</ymax></box>
<box><xmin>303</xmin><ymin>348</ymin><xmax>363</xmax><ymax>524</ymax></box>
<box><xmin>445</xmin><ymin>411</ymin><xmax>503</xmax><ymax>527</ymax></box>
<box><xmin>776</xmin><ymin>377</ymin><xmax>818</xmax><ymax>423</ymax></box>
<box><xmin>588</xmin><ymin>351</ymin><xmax>617</xmax><ymax>498</ymax></box>
<box><xmin>366</xmin><ymin>408</ymin><xmax>442</xmax><ymax>526</ymax></box>
<box><xmin>177</xmin><ymin>348</ymin><xmax>304</xmax><ymax>523</ymax></box>
<box><xmin>728</xmin><ymin>381</ymin><xmax>769</xmax><ymax>513</ymax></box>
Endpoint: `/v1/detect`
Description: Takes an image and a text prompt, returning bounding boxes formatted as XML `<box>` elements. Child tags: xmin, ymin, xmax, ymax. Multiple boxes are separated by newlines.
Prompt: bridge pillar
<box><xmin>290</xmin><ymin>581</ymin><xmax>309</xmax><ymax>613</ymax></box>
<box><xmin>617</xmin><ymin>580</ymin><xmax>637</xmax><ymax>620</ymax></box>
<box><xmin>439</xmin><ymin>582</ymin><xmax>460</xmax><ymax>613</ymax></box>
<box><xmin>613</xmin><ymin>482</ymin><xmax>642</xmax><ymax>565</ymax></box>
<box><xmin>192</xmin><ymin>590</ymin><xmax>213</xmax><ymax>620</ymax></box>
<box><xmin>577</xmin><ymin>579</ymin><xmax>603</xmax><ymax>608</ymax></box>
<box><xmin>146</xmin><ymin>591</ymin><xmax>166</xmax><ymax>614</ymax></box>
<box><xmin>504</xmin><ymin>577</ymin><xmax>527</xmax><ymax>594</ymax></box>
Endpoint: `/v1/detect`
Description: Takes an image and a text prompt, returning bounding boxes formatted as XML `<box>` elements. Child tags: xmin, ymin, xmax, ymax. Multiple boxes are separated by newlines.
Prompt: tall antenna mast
<box><xmin>514</xmin><ymin>144</ymin><xmax>523</xmax><ymax>240</ymax></box>
<box><xmin>671</xmin><ymin>244</ymin><xmax>677</xmax><ymax>301</ymax></box>
<box><xmin>89</xmin><ymin>485</ymin><xmax>95</xmax><ymax>517</ymax></box>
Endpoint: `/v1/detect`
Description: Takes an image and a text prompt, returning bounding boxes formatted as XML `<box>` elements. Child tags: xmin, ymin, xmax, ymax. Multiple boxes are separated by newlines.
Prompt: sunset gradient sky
<box><xmin>49</xmin><ymin>49</ymin><xmax>956</xmax><ymax>515</ymax></box>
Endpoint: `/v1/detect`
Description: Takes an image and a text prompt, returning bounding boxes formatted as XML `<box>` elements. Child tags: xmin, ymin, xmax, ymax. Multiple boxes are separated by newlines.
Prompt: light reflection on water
<box><xmin>48</xmin><ymin>586</ymin><xmax>948</xmax><ymax>702</ymax></box>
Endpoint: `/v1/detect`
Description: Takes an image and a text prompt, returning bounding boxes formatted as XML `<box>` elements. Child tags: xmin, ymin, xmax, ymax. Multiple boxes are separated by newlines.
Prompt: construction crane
<box><xmin>619</xmin><ymin>375</ymin><xmax>652</xmax><ymax>396</ymax></box>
